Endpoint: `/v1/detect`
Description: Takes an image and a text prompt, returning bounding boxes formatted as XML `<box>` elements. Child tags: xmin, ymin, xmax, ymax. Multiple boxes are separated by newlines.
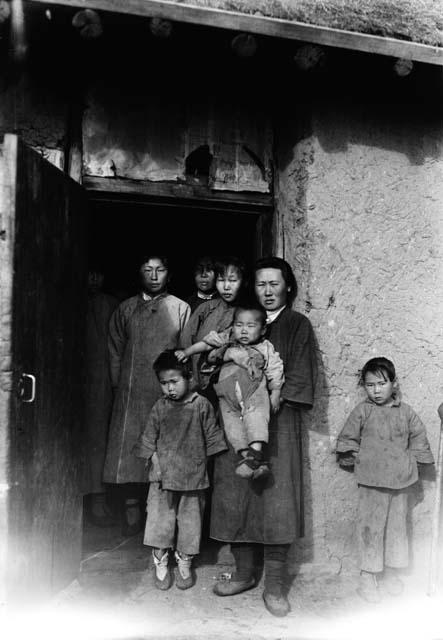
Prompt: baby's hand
<box><xmin>175</xmin><ymin>349</ymin><xmax>188</xmax><ymax>362</ymax></box>
<box><xmin>270</xmin><ymin>389</ymin><xmax>282</xmax><ymax>414</ymax></box>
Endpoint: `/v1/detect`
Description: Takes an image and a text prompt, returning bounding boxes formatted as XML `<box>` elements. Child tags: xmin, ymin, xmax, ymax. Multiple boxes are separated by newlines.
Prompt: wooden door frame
<box><xmin>84</xmin><ymin>176</ymin><xmax>275</xmax><ymax>259</ymax></box>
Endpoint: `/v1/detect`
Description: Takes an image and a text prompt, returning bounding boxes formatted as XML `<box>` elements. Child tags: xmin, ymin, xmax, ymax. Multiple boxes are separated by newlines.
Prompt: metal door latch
<box><xmin>17</xmin><ymin>373</ymin><xmax>36</xmax><ymax>403</ymax></box>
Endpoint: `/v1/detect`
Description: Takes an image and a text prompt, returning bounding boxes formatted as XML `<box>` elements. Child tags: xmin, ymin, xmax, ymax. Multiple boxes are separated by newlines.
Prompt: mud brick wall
<box><xmin>275</xmin><ymin>95</ymin><xmax>443</xmax><ymax>574</ymax></box>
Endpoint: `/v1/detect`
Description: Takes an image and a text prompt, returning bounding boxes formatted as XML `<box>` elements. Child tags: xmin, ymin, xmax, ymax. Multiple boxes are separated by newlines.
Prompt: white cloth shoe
<box><xmin>152</xmin><ymin>549</ymin><xmax>171</xmax><ymax>590</ymax></box>
<box><xmin>174</xmin><ymin>550</ymin><xmax>194</xmax><ymax>590</ymax></box>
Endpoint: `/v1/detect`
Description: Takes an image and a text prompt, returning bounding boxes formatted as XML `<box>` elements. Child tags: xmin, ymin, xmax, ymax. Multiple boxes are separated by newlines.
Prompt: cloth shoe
<box><xmin>235</xmin><ymin>447</ymin><xmax>270</xmax><ymax>479</ymax></box>
<box><xmin>122</xmin><ymin>498</ymin><xmax>143</xmax><ymax>536</ymax></box>
<box><xmin>235</xmin><ymin>454</ymin><xmax>255</xmax><ymax>478</ymax></box>
<box><xmin>174</xmin><ymin>550</ymin><xmax>194</xmax><ymax>590</ymax></box>
<box><xmin>357</xmin><ymin>570</ymin><xmax>381</xmax><ymax>604</ymax></box>
<box><xmin>213</xmin><ymin>575</ymin><xmax>255</xmax><ymax>596</ymax></box>
<box><xmin>152</xmin><ymin>549</ymin><xmax>171</xmax><ymax>590</ymax></box>
<box><xmin>379</xmin><ymin>566</ymin><xmax>404</xmax><ymax>596</ymax></box>
<box><xmin>262</xmin><ymin>589</ymin><xmax>290</xmax><ymax>617</ymax></box>
<box><xmin>252</xmin><ymin>463</ymin><xmax>270</xmax><ymax>480</ymax></box>
<box><xmin>88</xmin><ymin>493</ymin><xmax>116</xmax><ymax>527</ymax></box>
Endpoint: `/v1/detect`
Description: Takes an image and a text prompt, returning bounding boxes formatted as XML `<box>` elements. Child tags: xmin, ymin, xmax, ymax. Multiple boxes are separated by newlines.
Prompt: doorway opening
<box><xmin>82</xmin><ymin>191</ymin><xmax>273</xmax><ymax>565</ymax></box>
<box><xmin>87</xmin><ymin>197</ymin><xmax>267</xmax><ymax>301</ymax></box>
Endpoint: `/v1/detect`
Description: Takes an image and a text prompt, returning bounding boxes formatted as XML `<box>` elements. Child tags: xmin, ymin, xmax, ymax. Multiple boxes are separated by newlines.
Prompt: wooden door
<box><xmin>254</xmin><ymin>208</ymin><xmax>274</xmax><ymax>260</ymax></box>
<box><xmin>0</xmin><ymin>134</ymin><xmax>87</xmax><ymax>603</ymax></box>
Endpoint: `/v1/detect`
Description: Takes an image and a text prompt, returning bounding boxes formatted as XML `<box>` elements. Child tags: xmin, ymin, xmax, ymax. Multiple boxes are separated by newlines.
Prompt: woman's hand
<box><xmin>270</xmin><ymin>389</ymin><xmax>283</xmax><ymax>414</ymax></box>
<box><xmin>175</xmin><ymin>349</ymin><xmax>188</xmax><ymax>362</ymax></box>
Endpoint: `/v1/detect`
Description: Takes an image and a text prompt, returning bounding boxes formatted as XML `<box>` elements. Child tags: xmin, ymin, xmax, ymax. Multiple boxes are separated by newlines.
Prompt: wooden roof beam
<box><xmin>26</xmin><ymin>0</ymin><xmax>443</xmax><ymax>66</ymax></box>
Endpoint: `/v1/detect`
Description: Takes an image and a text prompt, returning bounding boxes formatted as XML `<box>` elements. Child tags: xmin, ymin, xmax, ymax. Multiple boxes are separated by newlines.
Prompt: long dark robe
<box><xmin>84</xmin><ymin>291</ymin><xmax>118</xmax><ymax>494</ymax></box>
<box><xmin>103</xmin><ymin>293</ymin><xmax>190</xmax><ymax>484</ymax></box>
<box><xmin>210</xmin><ymin>308</ymin><xmax>317</xmax><ymax>544</ymax></box>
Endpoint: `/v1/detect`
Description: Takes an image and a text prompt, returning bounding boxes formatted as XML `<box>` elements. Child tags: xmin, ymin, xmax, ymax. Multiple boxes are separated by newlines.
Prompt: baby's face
<box><xmin>232</xmin><ymin>310</ymin><xmax>265</xmax><ymax>345</ymax></box>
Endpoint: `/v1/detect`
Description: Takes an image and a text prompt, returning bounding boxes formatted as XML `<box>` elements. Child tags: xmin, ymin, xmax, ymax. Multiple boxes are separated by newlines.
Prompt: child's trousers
<box><xmin>144</xmin><ymin>482</ymin><xmax>205</xmax><ymax>556</ymax></box>
<box><xmin>358</xmin><ymin>484</ymin><xmax>409</xmax><ymax>573</ymax></box>
<box><xmin>217</xmin><ymin>376</ymin><xmax>270</xmax><ymax>452</ymax></box>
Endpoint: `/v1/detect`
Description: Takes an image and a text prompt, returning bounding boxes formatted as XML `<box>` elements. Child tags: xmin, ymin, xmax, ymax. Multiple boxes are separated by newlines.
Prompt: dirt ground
<box><xmin>3</xmin><ymin>519</ymin><xmax>443</xmax><ymax>640</ymax></box>
<box><xmin>9</xmin><ymin>520</ymin><xmax>436</xmax><ymax>640</ymax></box>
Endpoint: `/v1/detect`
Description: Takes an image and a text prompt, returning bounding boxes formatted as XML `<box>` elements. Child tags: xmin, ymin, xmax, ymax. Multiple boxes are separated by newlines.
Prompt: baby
<box><xmin>176</xmin><ymin>304</ymin><xmax>284</xmax><ymax>479</ymax></box>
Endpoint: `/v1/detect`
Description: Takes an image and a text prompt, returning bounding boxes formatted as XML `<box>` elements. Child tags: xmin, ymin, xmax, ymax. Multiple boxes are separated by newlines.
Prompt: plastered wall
<box><xmin>276</xmin><ymin>98</ymin><xmax>443</xmax><ymax>574</ymax></box>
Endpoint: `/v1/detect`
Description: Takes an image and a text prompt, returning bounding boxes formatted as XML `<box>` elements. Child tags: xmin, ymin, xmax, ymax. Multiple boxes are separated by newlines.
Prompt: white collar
<box><xmin>142</xmin><ymin>291</ymin><xmax>166</xmax><ymax>301</ymax></box>
<box><xmin>266</xmin><ymin>305</ymin><xmax>286</xmax><ymax>324</ymax></box>
<box><xmin>197</xmin><ymin>291</ymin><xmax>215</xmax><ymax>300</ymax></box>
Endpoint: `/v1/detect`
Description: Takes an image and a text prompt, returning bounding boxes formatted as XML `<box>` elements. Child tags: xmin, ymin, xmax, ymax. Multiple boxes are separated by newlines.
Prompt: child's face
<box><xmin>232</xmin><ymin>310</ymin><xmax>266</xmax><ymax>346</ymax></box>
<box><xmin>363</xmin><ymin>370</ymin><xmax>395</xmax><ymax>406</ymax></box>
<box><xmin>195</xmin><ymin>266</ymin><xmax>215</xmax><ymax>293</ymax></box>
<box><xmin>216</xmin><ymin>266</ymin><xmax>242</xmax><ymax>303</ymax></box>
<box><xmin>158</xmin><ymin>369</ymin><xmax>190</xmax><ymax>402</ymax></box>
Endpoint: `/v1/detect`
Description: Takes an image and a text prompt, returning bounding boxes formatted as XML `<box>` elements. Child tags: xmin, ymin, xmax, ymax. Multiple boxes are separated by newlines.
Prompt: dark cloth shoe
<box><xmin>88</xmin><ymin>493</ymin><xmax>117</xmax><ymax>527</ymax></box>
<box><xmin>262</xmin><ymin>590</ymin><xmax>290</xmax><ymax>617</ymax></box>
<box><xmin>235</xmin><ymin>455</ymin><xmax>255</xmax><ymax>478</ymax></box>
<box><xmin>213</xmin><ymin>576</ymin><xmax>255</xmax><ymax>596</ymax></box>
<box><xmin>153</xmin><ymin>549</ymin><xmax>172</xmax><ymax>591</ymax></box>
<box><xmin>174</xmin><ymin>551</ymin><xmax>194</xmax><ymax>590</ymax></box>
<box><xmin>121</xmin><ymin>499</ymin><xmax>143</xmax><ymax>536</ymax></box>
<box><xmin>252</xmin><ymin>463</ymin><xmax>270</xmax><ymax>480</ymax></box>
<box><xmin>236</xmin><ymin>447</ymin><xmax>270</xmax><ymax>479</ymax></box>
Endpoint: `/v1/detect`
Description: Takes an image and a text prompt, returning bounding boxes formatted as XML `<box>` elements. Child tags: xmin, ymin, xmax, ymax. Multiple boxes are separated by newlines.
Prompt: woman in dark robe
<box><xmin>210</xmin><ymin>256</ymin><xmax>317</xmax><ymax>617</ymax></box>
<box><xmin>103</xmin><ymin>255</ymin><xmax>190</xmax><ymax>534</ymax></box>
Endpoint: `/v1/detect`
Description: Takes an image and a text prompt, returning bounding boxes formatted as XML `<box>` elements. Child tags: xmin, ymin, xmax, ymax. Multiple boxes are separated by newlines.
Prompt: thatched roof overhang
<box><xmin>28</xmin><ymin>0</ymin><xmax>443</xmax><ymax>65</ymax></box>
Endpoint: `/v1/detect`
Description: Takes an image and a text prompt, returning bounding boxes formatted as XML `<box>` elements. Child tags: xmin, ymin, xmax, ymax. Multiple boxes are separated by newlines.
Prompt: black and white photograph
<box><xmin>0</xmin><ymin>1</ymin><xmax>443</xmax><ymax>639</ymax></box>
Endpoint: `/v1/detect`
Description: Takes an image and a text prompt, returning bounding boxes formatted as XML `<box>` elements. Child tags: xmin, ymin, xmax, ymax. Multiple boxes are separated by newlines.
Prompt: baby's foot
<box><xmin>235</xmin><ymin>454</ymin><xmax>255</xmax><ymax>478</ymax></box>
<box><xmin>235</xmin><ymin>448</ymin><xmax>270</xmax><ymax>479</ymax></box>
<box><xmin>252</xmin><ymin>463</ymin><xmax>270</xmax><ymax>480</ymax></box>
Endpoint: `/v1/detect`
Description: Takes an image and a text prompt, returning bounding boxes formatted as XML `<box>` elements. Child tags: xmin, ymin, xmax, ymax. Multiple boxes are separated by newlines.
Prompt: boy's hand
<box><xmin>147</xmin><ymin>452</ymin><xmax>162</xmax><ymax>481</ymax></box>
<box><xmin>337</xmin><ymin>451</ymin><xmax>355</xmax><ymax>472</ymax></box>
<box><xmin>270</xmin><ymin>389</ymin><xmax>282</xmax><ymax>414</ymax></box>
<box><xmin>175</xmin><ymin>349</ymin><xmax>188</xmax><ymax>362</ymax></box>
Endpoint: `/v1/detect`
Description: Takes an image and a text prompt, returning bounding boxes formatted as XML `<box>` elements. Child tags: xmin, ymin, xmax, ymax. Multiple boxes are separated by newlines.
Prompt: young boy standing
<box><xmin>336</xmin><ymin>357</ymin><xmax>434</xmax><ymax>603</ymax></box>
<box><xmin>134</xmin><ymin>350</ymin><xmax>226</xmax><ymax>590</ymax></box>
